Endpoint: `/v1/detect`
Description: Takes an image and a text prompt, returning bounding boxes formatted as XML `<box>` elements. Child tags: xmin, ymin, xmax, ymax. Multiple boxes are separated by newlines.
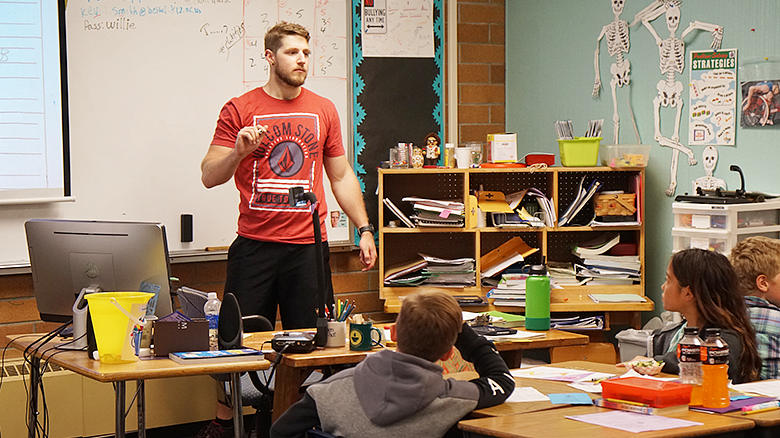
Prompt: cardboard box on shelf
<box><xmin>487</xmin><ymin>133</ymin><xmax>517</xmax><ymax>163</ymax></box>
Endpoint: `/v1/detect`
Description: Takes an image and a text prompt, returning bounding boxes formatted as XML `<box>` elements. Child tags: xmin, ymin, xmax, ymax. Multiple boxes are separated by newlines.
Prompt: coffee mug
<box><xmin>326</xmin><ymin>321</ymin><xmax>347</xmax><ymax>348</ymax></box>
<box><xmin>349</xmin><ymin>322</ymin><xmax>382</xmax><ymax>351</ymax></box>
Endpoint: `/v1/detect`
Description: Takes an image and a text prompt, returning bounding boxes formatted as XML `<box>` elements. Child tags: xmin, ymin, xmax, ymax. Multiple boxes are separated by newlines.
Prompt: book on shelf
<box><xmin>480</xmin><ymin>236</ymin><xmax>539</xmax><ymax>279</ymax></box>
<box><xmin>492</xmin><ymin>298</ymin><xmax>526</xmax><ymax>307</ymax></box>
<box><xmin>572</xmin><ymin>232</ymin><xmax>621</xmax><ymax>257</ymax></box>
<box><xmin>558</xmin><ymin>176</ymin><xmax>603</xmax><ymax>226</ymax></box>
<box><xmin>383</xmin><ymin>198</ymin><xmax>415</xmax><ymax>228</ymax></box>
<box><xmin>498</xmin><ymin>273</ymin><xmax>529</xmax><ymax>289</ymax></box>
<box><xmin>594</xmin><ymin>398</ymin><xmax>689</xmax><ymax>416</ymax></box>
<box><xmin>169</xmin><ymin>348</ymin><xmax>264</xmax><ymax>365</ymax></box>
<box><xmin>588</xmin><ymin>294</ymin><xmax>647</xmax><ymax>303</ymax></box>
<box><xmin>487</xmin><ymin>288</ymin><xmax>526</xmax><ymax>298</ymax></box>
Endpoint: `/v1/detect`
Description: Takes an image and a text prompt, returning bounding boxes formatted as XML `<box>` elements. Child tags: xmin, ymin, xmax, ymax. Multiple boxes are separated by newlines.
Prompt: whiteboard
<box><xmin>0</xmin><ymin>0</ymin><xmax>353</xmax><ymax>267</ymax></box>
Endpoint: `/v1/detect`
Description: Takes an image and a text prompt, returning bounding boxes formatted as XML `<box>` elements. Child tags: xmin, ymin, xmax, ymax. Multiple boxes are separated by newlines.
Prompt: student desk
<box><xmin>8</xmin><ymin>334</ymin><xmax>270</xmax><ymax>438</ymax></box>
<box><xmin>242</xmin><ymin>329</ymin><xmax>588</xmax><ymax>422</ymax></box>
<box><xmin>458</xmin><ymin>360</ymin><xmax>756</xmax><ymax>438</ymax></box>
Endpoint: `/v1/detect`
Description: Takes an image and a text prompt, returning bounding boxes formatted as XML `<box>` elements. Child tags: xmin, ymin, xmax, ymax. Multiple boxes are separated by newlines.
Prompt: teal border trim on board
<box><xmin>432</xmin><ymin>0</ymin><xmax>444</xmax><ymax>140</ymax></box>
<box><xmin>351</xmin><ymin>0</ymin><xmax>366</xmax><ymax>191</ymax></box>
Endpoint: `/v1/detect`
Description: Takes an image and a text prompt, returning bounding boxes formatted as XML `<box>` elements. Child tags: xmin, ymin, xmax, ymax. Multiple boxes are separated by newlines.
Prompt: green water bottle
<box><xmin>525</xmin><ymin>264</ymin><xmax>550</xmax><ymax>330</ymax></box>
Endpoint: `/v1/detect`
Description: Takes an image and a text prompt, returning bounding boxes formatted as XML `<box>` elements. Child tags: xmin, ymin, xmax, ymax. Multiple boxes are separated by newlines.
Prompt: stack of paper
<box><xmin>558</xmin><ymin>176</ymin><xmax>603</xmax><ymax>226</ymax></box>
<box><xmin>402</xmin><ymin>197</ymin><xmax>465</xmax><ymax>227</ymax></box>
<box><xmin>551</xmin><ymin>315</ymin><xmax>605</xmax><ymax>330</ymax></box>
<box><xmin>547</xmin><ymin>261</ymin><xmax>586</xmax><ymax>286</ymax></box>
<box><xmin>383</xmin><ymin>258</ymin><xmax>428</xmax><ymax>285</ymax></box>
<box><xmin>419</xmin><ymin>253</ymin><xmax>476</xmax><ymax>286</ymax></box>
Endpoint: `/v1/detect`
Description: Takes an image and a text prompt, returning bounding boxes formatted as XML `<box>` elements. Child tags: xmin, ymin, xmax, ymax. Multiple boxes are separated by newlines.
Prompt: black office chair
<box><xmin>218</xmin><ymin>293</ymin><xmax>324</xmax><ymax>438</ymax></box>
<box><xmin>217</xmin><ymin>293</ymin><xmax>274</xmax><ymax>438</ymax></box>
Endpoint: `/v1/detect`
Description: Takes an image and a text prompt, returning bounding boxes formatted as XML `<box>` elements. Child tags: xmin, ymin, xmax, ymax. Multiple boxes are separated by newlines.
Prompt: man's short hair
<box><xmin>265</xmin><ymin>22</ymin><xmax>310</xmax><ymax>53</ymax></box>
<box><xmin>729</xmin><ymin>236</ymin><xmax>780</xmax><ymax>295</ymax></box>
<box><xmin>395</xmin><ymin>291</ymin><xmax>462</xmax><ymax>362</ymax></box>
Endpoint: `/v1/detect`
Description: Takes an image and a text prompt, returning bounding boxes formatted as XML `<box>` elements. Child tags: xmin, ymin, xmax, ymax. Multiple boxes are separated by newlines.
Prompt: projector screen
<box><xmin>0</xmin><ymin>0</ymin><xmax>70</xmax><ymax>204</ymax></box>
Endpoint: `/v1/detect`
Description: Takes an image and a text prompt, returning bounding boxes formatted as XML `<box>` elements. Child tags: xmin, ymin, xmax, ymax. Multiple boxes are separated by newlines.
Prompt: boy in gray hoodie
<box><xmin>270</xmin><ymin>291</ymin><xmax>515</xmax><ymax>438</ymax></box>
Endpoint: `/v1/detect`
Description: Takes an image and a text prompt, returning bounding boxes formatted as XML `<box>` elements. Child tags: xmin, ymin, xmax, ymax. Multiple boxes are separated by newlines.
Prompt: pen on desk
<box><xmin>742</xmin><ymin>400</ymin><xmax>780</xmax><ymax>414</ymax></box>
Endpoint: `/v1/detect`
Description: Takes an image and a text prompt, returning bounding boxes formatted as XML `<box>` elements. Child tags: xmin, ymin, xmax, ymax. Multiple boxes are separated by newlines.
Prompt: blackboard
<box><xmin>0</xmin><ymin>0</ymin><xmax>354</xmax><ymax>267</ymax></box>
<box><xmin>350</xmin><ymin>0</ymin><xmax>444</xmax><ymax>233</ymax></box>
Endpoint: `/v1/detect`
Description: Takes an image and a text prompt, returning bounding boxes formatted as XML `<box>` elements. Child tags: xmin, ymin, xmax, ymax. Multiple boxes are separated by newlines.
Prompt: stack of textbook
<box><xmin>487</xmin><ymin>273</ymin><xmax>527</xmax><ymax>306</ymax></box>
<box><xmin>594</xmin><ymin>398</ymin><xmax>689</xmax><ymax>416</ymax></box>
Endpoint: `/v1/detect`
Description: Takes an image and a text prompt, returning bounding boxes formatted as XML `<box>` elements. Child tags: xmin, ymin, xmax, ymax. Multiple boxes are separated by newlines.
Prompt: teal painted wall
<box><xmin>506</xmin><ymin>0</ymin><xmax>780</xmax><ymax>321</ymax></box>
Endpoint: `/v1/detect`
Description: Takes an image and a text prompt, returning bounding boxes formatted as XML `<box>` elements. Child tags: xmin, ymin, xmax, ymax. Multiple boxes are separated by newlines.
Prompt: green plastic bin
<box><xmin>558</xmin><ymin>137</ymin><xmax>601</xmax><ymax>167</ymax></box>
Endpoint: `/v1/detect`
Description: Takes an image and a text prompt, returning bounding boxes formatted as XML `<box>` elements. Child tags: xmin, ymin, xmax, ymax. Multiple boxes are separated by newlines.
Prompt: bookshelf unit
<box><xmin>378</xmin><ymin>167</ymin><xmax>654</xmax><ymax>329</ymax></box>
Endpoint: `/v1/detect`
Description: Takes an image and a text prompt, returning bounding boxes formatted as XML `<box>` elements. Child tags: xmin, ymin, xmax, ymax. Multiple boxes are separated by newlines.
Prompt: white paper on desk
<box><xmin>484</xmin><ymin>330</ymin><xmax>545</xmax><ymax>341</ymax></box>
<box><xmin>506</xmin><ymin>386</ymin><xmax>549</xmax><ymax>403</ymax></box>
<box><xmin>511</xmin><ymin>366</ymin><xmax>598</xmax><ymax>382</ymax></box>
<box><xmin>565</xmin><ymin>411</ymin><xmax>703</xmax><ymax>433</ymax></box>
<box><xmin>731</xmin><ymin>380</ymin><xmax>780</xmax><ymax>398</ymax></box>
<box><xmin>620</xmin><ymin>368</ymin><xmax>679</xmax><ymax>381</ymax></box>
<box><xmin>566</xmin><ymin>372</ymin><xmax>616</xmax><ymax>393</ymax></box>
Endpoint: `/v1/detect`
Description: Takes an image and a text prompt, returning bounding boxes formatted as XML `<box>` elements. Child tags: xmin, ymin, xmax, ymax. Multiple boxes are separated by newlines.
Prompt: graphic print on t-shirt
<box><xmin>248</xmin><ymin>113</ymin><xmax>321</xmax><ymax>212</ymax></box>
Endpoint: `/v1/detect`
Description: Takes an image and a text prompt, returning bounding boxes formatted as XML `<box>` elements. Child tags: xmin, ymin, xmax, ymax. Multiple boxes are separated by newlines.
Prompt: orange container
<box><xmin>601</xmin><ymin>377</ymin><xmax>692</xmax><ymax>408</ymax></box>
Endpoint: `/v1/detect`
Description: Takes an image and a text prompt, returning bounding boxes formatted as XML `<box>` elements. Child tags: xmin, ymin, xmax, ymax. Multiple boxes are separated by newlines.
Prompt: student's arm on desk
<box><xmin>269</xmin><ymin>393</ymin><xmax>320</xmax><ymax>438</ymax></box>
<box><xmin>454</xmin><ymin>324</ymin><xmax>515</xmax><ymax>409</ymax></box>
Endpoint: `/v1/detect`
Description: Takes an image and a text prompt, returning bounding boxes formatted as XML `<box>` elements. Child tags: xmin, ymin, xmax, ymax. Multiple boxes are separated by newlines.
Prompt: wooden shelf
<box><xmin>378</xmin><ymin>167</ymin><xmax>650</xmax><ymax>329</ymax></box>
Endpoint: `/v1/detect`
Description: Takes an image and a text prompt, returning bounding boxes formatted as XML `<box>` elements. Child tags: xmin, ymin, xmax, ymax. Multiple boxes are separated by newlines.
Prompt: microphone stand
<box><xmin>289</xmin><ymin>187</ymin><xmax>328</xmax><ymax>347</ymax></box>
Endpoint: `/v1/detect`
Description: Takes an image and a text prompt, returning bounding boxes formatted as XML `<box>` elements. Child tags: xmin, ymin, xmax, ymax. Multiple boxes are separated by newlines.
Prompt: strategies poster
<box><xmin>688</xmin><ymin>49</ymin><xmax>737</xmax><ymax>146</ymax></box>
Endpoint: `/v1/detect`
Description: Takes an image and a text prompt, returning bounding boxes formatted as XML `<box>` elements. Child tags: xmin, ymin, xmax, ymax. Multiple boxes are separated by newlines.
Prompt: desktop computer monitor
<box><xmin>25</xmin><ymin>219</ymin><xmax>175</xmax><ymax>323</ymax></box>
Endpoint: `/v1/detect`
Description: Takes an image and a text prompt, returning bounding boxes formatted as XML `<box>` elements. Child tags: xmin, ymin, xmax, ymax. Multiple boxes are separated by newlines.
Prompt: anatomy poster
<box><xmin>688</xmin><ymin>49</ymin><xmax>737</xmax><ymax>146</ymax></box>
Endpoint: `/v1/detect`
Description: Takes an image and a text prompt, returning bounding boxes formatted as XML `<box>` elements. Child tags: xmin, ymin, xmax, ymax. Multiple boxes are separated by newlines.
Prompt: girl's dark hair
<box><xmin>671</xmin><ymin>248</ymin><xmax>762</xmax><ymax>382</ymax></box>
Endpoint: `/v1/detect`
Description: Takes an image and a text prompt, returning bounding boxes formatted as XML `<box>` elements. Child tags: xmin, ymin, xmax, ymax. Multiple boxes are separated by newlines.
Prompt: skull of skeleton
<box><xmin>702</xmin><ymin>146</ymin><xmax>718</xmax><ymax>176</ymax></box>
<box><xmin>666</xmin><ymin>5</ymin><xmax>680</xmax><ymax>34</ymax></box>
<box><xmin>612</xmin><ymin>0</ymin><xmax>625</xmax><ymax>14</ymax></box>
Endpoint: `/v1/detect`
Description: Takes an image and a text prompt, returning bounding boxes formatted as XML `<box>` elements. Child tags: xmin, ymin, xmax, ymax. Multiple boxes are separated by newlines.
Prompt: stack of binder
<box><xmin>403</xmin><ymin>197</ymin><xmax>465</xmax><ymax>227</ymax></box>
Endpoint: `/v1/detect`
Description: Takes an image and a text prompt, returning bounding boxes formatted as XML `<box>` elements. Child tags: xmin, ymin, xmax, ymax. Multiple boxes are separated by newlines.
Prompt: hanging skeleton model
<box><xmin>593</xmin><ymin>0</ymin><xmax>632</xmax><ymax>145</ymax></box>
<box><xmin>633</xmin><ymin>0</ymin><xmax>723</xmax><ymax>196</ymax></box>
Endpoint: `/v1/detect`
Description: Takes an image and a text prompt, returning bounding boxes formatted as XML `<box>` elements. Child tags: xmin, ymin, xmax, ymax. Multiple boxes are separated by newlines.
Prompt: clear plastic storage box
<box><xmin>600</xmin><ymin>144</ymin><xmax>651</xmax><ymax>168</ymax></box>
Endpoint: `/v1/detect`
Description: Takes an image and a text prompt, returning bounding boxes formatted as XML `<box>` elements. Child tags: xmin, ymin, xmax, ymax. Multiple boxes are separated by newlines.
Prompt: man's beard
<box><xmin>276</xmin><ymin>68</ymin><xmax>307</xmax><ymax>87</ymax></box>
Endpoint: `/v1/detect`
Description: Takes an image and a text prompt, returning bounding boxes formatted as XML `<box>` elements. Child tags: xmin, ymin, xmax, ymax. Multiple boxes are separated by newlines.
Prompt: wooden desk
<box><xmin>460</xmin><ymin>405</ymin><xmax>754</xmax><ymax>438</ymax></box>
<box><xmin>243</xmin><ymin>329</ymin><xmax>588</xmax><ymax>422</ymax></box>
<box><xmin>8</xmin><ymin>334</ymin><xmax>270</xmax><ymax>438</ymax></box>
<box><xmin>458</xmin><ymin>361</ymin><xmax>755</xmax><ymax>438</ymax></box>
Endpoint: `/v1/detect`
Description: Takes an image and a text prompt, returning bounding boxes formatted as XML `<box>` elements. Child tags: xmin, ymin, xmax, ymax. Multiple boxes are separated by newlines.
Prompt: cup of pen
<box><xmin>326</xmin><ymin>321</ymin><xmax>347</xmax><ymax>348</ymax></box>
<box><xmin>349</xmin><ymin>322</ymin><xmax>382</xmax><ymax>351</ymax></box>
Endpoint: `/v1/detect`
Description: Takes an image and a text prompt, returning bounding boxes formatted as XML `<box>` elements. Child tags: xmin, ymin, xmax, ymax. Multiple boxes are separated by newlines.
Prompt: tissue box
<box><xmin>600</xmin><ymin>144</ymin><xmax>651</xmax><ymax>168</ymax></box>
<box><xmin>487</xmin><ymin>133</ymin><xmax>517</xmax><ymax>163</ymax></box>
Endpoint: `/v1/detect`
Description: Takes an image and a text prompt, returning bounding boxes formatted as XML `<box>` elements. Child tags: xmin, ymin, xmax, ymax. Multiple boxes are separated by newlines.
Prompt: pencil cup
<box><xmin>349</xmin><ymin>322</ymin><xmax>382</xmax><ymax>351</ymax></box>
<box><xmin>326</xmin><ymin>321</ymin><xmax>347</xmax><ymax>348</ymax></box>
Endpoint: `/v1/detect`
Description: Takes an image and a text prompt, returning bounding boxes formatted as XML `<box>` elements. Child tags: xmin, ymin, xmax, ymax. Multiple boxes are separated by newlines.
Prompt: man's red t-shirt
<box><xmin>211</xmin><ymin>87</ymin><xmax>344</xmax><ymax>244</ymax></box>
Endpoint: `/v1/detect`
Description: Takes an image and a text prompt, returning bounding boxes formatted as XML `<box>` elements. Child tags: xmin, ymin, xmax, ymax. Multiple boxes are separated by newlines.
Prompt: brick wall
<box><xmin>1</xmin><ymin>1</ymin><xmax>507</xmax><ymax>355</ymax></box>
<box><xmin>457</xmin><ymin>0</ymin><xmax>505</xmax><ymax>144</ymax></box>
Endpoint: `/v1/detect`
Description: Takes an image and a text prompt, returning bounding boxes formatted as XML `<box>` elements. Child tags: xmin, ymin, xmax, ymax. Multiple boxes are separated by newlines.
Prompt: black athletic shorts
<box><xmin>224</xmin><ymin>235</ymin><xmax>334</xmax><ymax>330</ymax></box>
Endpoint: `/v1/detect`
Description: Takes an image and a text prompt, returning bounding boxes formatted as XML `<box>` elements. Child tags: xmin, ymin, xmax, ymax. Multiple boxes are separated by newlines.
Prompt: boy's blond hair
<box><xmin>265</xmin><ymin>22</ymin><xmax>310</xmax><ymax>53</ymax></box>
<box><xmin>395</xmin><ymin>291</ymin><xmax>462</xmax><ymax>362</ymax></box>
<box><xmin>729</xmin><ymin>236</ymin><xmax>780</xmax><ymax>296</ymax></box>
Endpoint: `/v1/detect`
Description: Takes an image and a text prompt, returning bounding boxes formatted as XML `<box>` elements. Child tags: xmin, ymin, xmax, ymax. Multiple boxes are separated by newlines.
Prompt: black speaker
<box><xmin>218</xmin><ymin>292</ymin><xmax>243</xmax><ymax>350</ymax></box>
<box><xmin>180</xmin><ymin>214</ymin><xmax>193</xmax><ymax>242</ymax></box>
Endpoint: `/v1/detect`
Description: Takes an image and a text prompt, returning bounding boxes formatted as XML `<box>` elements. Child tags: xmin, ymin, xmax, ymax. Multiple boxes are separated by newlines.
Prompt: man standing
<box><xmin>198</xmin><ymin>22</ymin><xmax>376</xmax><ymax>438</ymax></box>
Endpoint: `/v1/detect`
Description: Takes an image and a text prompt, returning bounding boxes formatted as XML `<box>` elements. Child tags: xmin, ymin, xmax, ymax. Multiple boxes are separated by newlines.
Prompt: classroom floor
<box><xmin>122</xmin><ymin>415</ymin><xmax>258</xmax><ymax>438</ymax></box>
